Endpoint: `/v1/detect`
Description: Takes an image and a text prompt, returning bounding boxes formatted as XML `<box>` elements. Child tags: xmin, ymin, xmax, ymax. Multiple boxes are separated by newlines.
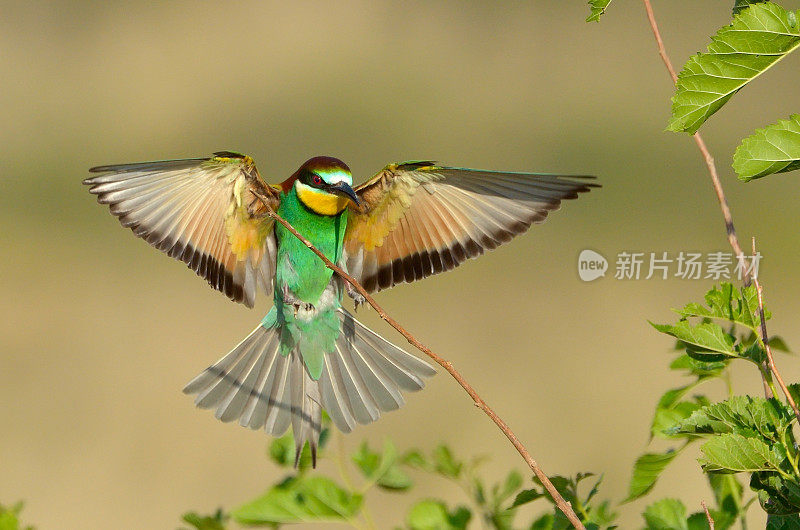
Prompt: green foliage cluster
<box><xmin>181</xmin><ymin>426</ymin><xmax>620</xmax><ymax>529</ymax></box>
<box><xmin>629</xmin><ymin>283</ymin><xmax>800</xmax><ymax>528</ymax></box>
<box><xmin>584</xmin><ymin>3</ymin><xmax>800</xmax><ymax>522</ymax></box>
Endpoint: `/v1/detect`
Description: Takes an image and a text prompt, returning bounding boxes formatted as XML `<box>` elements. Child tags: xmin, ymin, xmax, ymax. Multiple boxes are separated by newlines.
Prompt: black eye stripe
<box><xmin>301</xmin><ymin>169</ymin><xmax>325</xmax><ymax>188</ymax></box>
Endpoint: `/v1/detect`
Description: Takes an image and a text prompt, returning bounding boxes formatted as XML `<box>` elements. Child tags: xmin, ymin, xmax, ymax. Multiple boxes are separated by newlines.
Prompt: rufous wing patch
<box><xmin>344</xmin><ymin>164</ymin><xmax>598</xmax><ymax>293</ymax></box>
<box><xmin>85</xmin><ymin>152</ymin><xmax>282</xmax><ymax>306</ymax></box>
<box><xmin>346</xmin><ymin>173</ymin><xmax>422</xmax><ymax>251</ymax></box>
<box><xmin>226</xmin><ymin>207</ymin><xmax>270</xmax><ymax>261</ymax></box>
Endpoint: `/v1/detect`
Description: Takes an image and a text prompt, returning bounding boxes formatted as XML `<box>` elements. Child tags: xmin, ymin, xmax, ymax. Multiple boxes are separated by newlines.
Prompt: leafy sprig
<box><xmin>668</xmin><ymin>3</ymin><xmax>800</xmax><ymax>135</ymax></box>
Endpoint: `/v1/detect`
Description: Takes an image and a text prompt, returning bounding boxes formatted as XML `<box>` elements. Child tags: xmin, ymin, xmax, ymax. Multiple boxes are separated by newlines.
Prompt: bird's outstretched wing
<box><xmin>84</xmin><ymin>151</ymin><xmax>282</xmax><ymax>307</ymax></box>
<box><xmin>344</xmin><ymin>162</ymin><xmax>598</xmax><ymax>293</ymax></box>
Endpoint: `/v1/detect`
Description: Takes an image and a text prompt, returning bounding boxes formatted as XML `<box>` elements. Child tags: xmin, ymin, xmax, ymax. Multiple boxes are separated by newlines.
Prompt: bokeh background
<box><xmin>2</xmin><ymin>1</ymin><xmax>800</xmax><ymax>528</ymax></box>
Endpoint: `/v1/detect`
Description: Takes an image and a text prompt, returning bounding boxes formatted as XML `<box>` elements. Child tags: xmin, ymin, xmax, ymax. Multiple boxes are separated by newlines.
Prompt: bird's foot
<box><xmin>281</xmin><ymin>286</ymin><xmax>316</xmax><ymax>317</ymax></box>
<box><xmin>345</xmin><ymin>280</ymin><xmax>366</xmax><ymax>311</ymax></box>
<box><xmin>291</xmin><ymin>301</ymin><xmax>315</xmax><ymax>317</ymax></box>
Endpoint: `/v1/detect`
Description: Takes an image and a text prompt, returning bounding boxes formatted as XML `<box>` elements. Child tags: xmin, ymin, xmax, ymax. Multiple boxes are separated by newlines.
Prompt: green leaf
<box><xmin>407</xmin><ymin>500</ymin><xmax>470</xmax><ymax>530</ymax></box>
<box><xmin>673</xmin><ymin>396</ymin><xmax>793</xmax><ymax>442</ymax></box>
<box><xmin>656</xmin><ymin>385</ymin><xmax>696</xmax><ymax>410</ymax></box>
<box><xmin>408</xmin><ymin>500</ymin><xmax>448</xmax><ymax>529</ymax></box>
<box><xmin>642</xmin><ymin>498</ymin><xmax>688</xmax><ymax>530</ymax></box>
<box><xmin>752</xmin><ymin>472</ymin><xmax>800</xmax><ymax>515</ymax></box>
<box><xmin>525</xmin><ymin>472</ymin><xmax>617</xmax><ymax>529</ymax></box>
<box><xmin>584</xmin><ymin>499</ymin><xmax>619</xmax><ymax>529</ymax></box>
<box><xmin>352</xmin><ymin>441</ymin><xmax>413</xmax><ymax>491</ymax></box>
<box><xmin>268</xmin><ymin>432</ymin><xmax>296</xmax><ymax>468</ymax></box>
<box><xmin>741</xmin><ymin>341</ymin><xmax>767</xmax><ymax>365</ymax></box>
<box><xmin>376</xmin><ymin>463</ymin><xmax>413</xmax><ymax>490</ymax></box>
<box><xmin>233</xmin><ymin>476</ymin><xmax>362</xmax><ymax>525</ymax></box>
<box><xmin>586</xmin><ymin>0</ymin><xmax>612</xmax><ymax>22</ymax></box>
<box><xmin>675</xmin><ymin>283</ymin><xmax>764</xmax><ymax>331</ymax></box>
<box><xmin>181</xmin><ymin>510</ymin><xmax>227</xmax><ymax>530</ymax></box>
<box><xmin>651</xmin><ymin>320</ymin><xmax>737</xmax><ymax>359</ymax></box>
<box><xmin>448</xmin><ymin>506</ymin><xmax>472</xmax><ymax>529</ymax></box>
<box><xmin>669</xmin><ymin>354</ymin><xmax>728</xmax><ymax>378</ymax></box>
<box><xmin>652</xmin><ymin>396</ymin><xmax>707</xmax><ymax>440</ymax></box>
<box><xmin>402</xmin><ymin>450</ymin><xmax>429</xmax><ymax>469</ymax></box>
<box><xmin>352</xmin><ymin>441</ymin><xmax>380</xmax><ymax>476</ymax></box>
<box><xmin>735</xmin><ymin>114</ymin><xmax>800</xmax><ymax>181</ymax></box>
<box><xmin>625</xmin><ymin>450</ymin><xmax>681</xmax><ymax>502</ymax></box>
<box><xmin>511</xmin><ymin>487</ymin><xmax>545</xmax><ymax>508</ymax></box>
<box><xmin>734</xmin><ymin>0</ymin><xmax>769</xmax><ymax>15</ymax></box>
<box><xmin>668</xmin><ymin>3</ymin><xmax>800</xmax><ymax>134</ymax></box>
<box><xmin>432</xmin><ymin>445</ymin><xmax>462</xmax><ymax>478</ymax></box>
<box><xmin>686</xmin><ymin>512</ymin><xmax>713</xmax><ymax>530</ymax></box>
<box><xmin>767</xmin><ymin>513</ymin><xmax>800</xmax><ymax>529</ymax></box>
<box><xmin>700</xmin><ymin>433</ymin><xmax>787</xmax><ymax>473</ymax></box>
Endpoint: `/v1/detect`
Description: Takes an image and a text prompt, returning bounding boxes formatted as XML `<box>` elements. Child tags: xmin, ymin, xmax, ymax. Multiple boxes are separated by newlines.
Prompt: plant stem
<box><xmin>702</xmin><ymin>500</ymin><xmax>715</xmax><ymax>529</ymax></box>
<box><xmin>640</xmin><ymin>0</ymin><xmax>745</xmax><ymax>274</ymax></box>
<box><xmin>259</xmin><ymin>205</ymin><xmax>586</xmax><ymax>530</ymax></box>
<box><xmin>752</xmin><ymin>240</ymin><xmax>800</xmax><ymax>426</ymax></box>
<box><xmin>780</xmin><ymin>428</ymin><xmax>800</xmax><ymax>477</ymax></box>
<box><xmin>640</xmin><ymin>0</ymin><xmax>772</xmax><ymax>398</ymax></box>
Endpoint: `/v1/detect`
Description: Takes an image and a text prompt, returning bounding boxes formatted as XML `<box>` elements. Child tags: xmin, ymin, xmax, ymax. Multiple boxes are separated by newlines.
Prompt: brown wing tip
<box><xmin>577</xmin><ymin>176</ymin><xmax>600</xmax><ymax>187</ymax></box>
<box><xmin>555</xmin><ymin>175</ymin><xmax>600</xmax><ymax>194</ymax></box>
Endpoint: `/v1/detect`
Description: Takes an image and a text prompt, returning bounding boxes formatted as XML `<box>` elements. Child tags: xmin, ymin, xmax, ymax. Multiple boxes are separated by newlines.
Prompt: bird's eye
<box><xmin>312</xmin><ymin>174</ymin><xmax>323</xmax><ymax>186</ymax></box>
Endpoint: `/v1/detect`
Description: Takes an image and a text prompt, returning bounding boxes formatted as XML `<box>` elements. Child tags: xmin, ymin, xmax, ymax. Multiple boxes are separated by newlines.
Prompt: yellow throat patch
<box><xmin>296</xmin><ymin>181</ymin><xmax>350</xmax><ymax>216</ymax></box>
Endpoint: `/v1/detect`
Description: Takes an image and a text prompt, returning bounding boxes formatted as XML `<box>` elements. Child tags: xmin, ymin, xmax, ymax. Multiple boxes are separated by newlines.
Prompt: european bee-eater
<box><xmin>84</xmin><ymin>152</ymin><xmax>597</xmax><ymax>466</ymax></box>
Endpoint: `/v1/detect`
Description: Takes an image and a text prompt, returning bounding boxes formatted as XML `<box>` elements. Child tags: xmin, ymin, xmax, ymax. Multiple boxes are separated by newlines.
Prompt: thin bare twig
<box><xmin>262</xmin><ymin>207</ymin><xmax>586</xmax><ymax>530</ymax></box>
<box><xmin>701</xmin><ymin>500</ymin><xmax>715</xmax><ymax>530</ymax></box>
<box><xmin>640</xmin><ymin>0</ymin><xmax>773</xmax><ymax>398</ymax></box>
<box><xmin>752</xmin><ymin>238</ymin><xmax>800</xmax><ymax>424</ymax></box>
<box><xmin>641</xmin><ymin>0</ymin><xmax>749</xmax><ymax>283</ymax></box>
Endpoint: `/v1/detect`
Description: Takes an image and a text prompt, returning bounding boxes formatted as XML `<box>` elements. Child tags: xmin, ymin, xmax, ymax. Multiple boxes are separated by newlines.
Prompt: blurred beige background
<box><xmin>2</xmin><ymin>1</ymin><xmax>800</xmax><ymax>528</ymax></box>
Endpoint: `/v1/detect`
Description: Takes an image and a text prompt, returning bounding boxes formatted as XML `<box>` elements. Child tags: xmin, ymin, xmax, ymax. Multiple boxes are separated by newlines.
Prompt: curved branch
<box><xmin>259</xmin><ymin>205</ymin><xmax>585</xmax><ymax>530</ymax></box>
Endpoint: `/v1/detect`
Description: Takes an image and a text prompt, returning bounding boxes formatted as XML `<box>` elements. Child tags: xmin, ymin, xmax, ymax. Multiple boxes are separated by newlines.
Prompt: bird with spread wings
<box><xmin>85</xmin><ymin>151</ymin><xmax>597</xmax><ymax>466</ymax></box>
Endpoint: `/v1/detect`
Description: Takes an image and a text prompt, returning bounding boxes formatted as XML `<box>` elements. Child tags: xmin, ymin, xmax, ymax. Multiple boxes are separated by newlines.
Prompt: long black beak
<box><xmin>329</xmin><ymin>181</ymin><xmax>360</xmax><ymax>207</ymax></box>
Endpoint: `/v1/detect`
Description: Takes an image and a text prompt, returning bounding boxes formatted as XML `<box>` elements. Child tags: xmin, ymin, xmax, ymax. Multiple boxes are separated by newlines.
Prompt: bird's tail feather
<box><xmin>183</xmin><ymin>307</ymin><xmax>436</xmax><ymax>467</ymax></box>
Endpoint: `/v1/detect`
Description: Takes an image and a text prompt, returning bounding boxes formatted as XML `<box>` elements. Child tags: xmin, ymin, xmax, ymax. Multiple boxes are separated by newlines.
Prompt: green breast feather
<box><xmin>269</xmin><ymin>187</ymin><xmax>348</xmax><ymax>379</ymax></box>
